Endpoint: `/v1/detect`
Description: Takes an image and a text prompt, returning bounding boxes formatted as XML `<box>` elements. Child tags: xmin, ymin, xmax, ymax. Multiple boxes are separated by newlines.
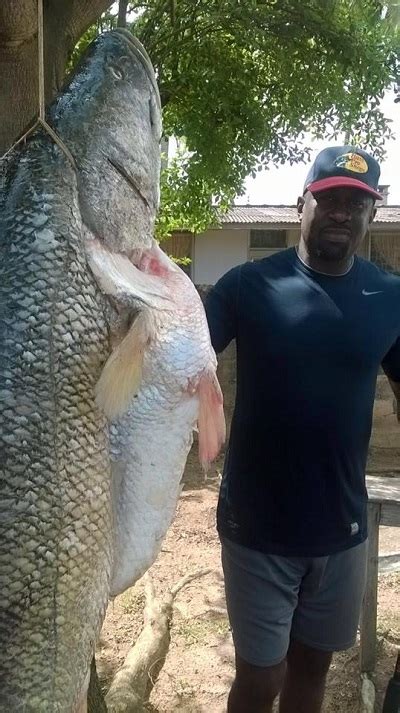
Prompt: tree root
<box><xmin>360</xmin><ymin>673</ymin><xmax>375</xmax><ymax>713</ymax></box>
<box><xmin>101</xmin><ymin>568</ymin><xmax>211</xmax><ymax>713</ymax></box>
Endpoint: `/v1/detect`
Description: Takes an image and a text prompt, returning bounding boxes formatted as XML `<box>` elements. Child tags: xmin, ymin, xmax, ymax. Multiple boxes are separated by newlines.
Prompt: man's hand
<box><xmin>389</xmin><ymin>379</ymin><xmax>400</xmax><ymax>423</ymax></box>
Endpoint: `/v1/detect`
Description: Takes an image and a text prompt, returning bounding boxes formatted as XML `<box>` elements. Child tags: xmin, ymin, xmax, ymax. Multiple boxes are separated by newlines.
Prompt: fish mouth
<box><xmin>107</xmin><ymin>157</ymin><xmax>152</xmax><ymax>211</ymax></box>
<box><xmin>112</xmin><ymin>28</ymin><xmax>161</xmax><ymax>109</ymax></box>
<box><xmin>105</xmin><ymin>31</ymin><xmax>160</xmax><ymax>213</ymax></box>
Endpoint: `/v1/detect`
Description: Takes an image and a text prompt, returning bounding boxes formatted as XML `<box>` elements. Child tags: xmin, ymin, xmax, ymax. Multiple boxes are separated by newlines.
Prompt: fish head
<box><xmin>51</xmin><ymin>29</ymin><xmax>162</xmax><ymax>252</ymax></box>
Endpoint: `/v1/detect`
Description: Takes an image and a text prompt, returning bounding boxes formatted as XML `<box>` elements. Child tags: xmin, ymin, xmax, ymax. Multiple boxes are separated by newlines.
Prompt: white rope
<box><xmin>38</xmin><ymin>0</ymin><xmax>45</xmax><ymax>121</ymax></box>
<box><xmin>0</xmin><ymin>0</ymin><xmax>76</xmax><ymax>169</ymax></box>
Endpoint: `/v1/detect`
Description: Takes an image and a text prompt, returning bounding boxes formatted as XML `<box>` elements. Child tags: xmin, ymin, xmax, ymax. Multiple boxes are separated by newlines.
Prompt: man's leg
<box><xmin>220</xmin><ymin>537</ymin><xmax>304</xmax><ymax>713</ymax></box>
<box><xmin>283</xmin><ymin>541</ymin><xmax>368</xmax><ymax>713</ymax></box>
<box><xmin>228</xmin><ymin>653</ymin><xmax>286</xmax><ymax>713</ymax></box>
<box><xmin>279</xmin><ymin>639</ymin><xmax>332</xmax><ymax>713</ymax></box>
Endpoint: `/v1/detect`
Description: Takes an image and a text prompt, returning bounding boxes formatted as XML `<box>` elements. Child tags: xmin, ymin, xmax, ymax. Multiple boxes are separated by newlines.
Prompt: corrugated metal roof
<box><xmin>375</xmin><ymin>206</ymin><xmax>400</xmax><ymax>224</ymax></box>
<box><xmin>221</xmin><ymin>206</ymin><xmax>298</xmax><ymax>224</ymax></box>
<box><xmin>218</xmin><ymin>205</ymin><xmax>400</xmax><ymax>226</ymax></box>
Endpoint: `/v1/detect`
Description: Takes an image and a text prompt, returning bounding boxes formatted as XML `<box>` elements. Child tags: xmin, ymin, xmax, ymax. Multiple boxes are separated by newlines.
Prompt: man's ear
<box><xmin>369</xmin><ymin>205</ymin><xmax>377</xmax><ymax>224</ymax></box>
<box><xmin>297</xmin><ymin>196</ymin><xmax>305</xmax><ymax>218</ymax></box>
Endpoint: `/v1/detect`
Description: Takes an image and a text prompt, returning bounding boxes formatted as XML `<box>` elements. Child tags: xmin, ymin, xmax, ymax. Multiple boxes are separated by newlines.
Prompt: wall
<box><xmin>369</xmin><ymin>376</ymin><xmax>400</xmax><ymax>474</ymax></box>
<box><xmin>286</xmin><ymin>228</ymin><xmax>300</xmax><ymax>247</ymax></box>
<box><xmin>371</xmin><ymin>231</ymin><xmax>400</xmax><ymax>272</ymax></box>
<box><xmin>193</xmin><ymin>228</ymin><xmax>248</xmax><ymax>285</ymax></box>
<box><xmin>193</xmin><ymin>226</ymin><xmax>303</xmax><ymax>285</ymax></box>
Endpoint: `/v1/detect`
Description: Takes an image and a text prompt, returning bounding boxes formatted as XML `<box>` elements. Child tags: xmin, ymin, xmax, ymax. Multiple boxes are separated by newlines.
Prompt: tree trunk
<box><xmin>117</xmin><ymin>1</ymin><xmax>129</xmax><ymax>28</ymax></box>
<box><xmin>87</xmin><ymin>570</ymin><xmax>210</xmax><ymax>713</ymax></box>
<box><xmin>105</xmin><ymin>570</ymin><xmax>211</xmax><ymax>713</ymax></box>
<box><xmin>0</xmin><ymin>0</ymin><xmax>113</xmax><ymax>155</ymax></box>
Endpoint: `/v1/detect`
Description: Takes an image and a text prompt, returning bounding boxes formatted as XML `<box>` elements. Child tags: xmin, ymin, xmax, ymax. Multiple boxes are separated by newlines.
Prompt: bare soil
<box><xmin>97</xmin><ymin>453</ymin><xmax>400</xmax><ymax>712</ymax></box>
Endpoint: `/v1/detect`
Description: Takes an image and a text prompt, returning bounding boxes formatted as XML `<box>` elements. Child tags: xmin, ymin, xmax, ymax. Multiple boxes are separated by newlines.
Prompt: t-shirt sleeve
<box><xmin>205</xmin><ymin>266</ymin><xmax>240</xmax><ymax>354</ymax></box>
<box><xmin>382</xmin><ymin>336</ymin><xmax>400</xmax><ymax>382</ymax></box>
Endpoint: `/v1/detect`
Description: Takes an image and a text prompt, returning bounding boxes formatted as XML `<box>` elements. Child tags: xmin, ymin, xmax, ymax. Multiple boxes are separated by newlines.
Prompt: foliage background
<box><xmin>70</xmin><ymin>1</ymin><xmax>400</xmax><ymax>237</ymax></box>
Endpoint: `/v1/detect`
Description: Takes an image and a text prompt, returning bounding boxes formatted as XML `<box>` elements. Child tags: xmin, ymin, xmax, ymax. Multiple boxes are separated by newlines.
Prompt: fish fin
<box><xmin>87</xmin><ymin>239</ymin><xmax>172</xmax><ymax>309</ymax></box>
<box><xmin>197</xmin><ymin>370</ymin><xmax>226</xmax><ymax>470</ymax></box>
<box><xmin>95</xmin><ymin>310</ymin><xmax>154</xmax><ymax>419</ymax></box>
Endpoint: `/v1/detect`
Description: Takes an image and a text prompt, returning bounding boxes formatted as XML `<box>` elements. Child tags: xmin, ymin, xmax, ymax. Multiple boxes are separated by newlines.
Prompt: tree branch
<box><xmin>118</xmin><ymin>1</ymin><xmax>129</xmax><ymax>28</ymax></box>
<box><xmin>171</xmin><ymin>567</ymin><xmax>211</xmax><ymax>596</ymax></box>
<box><xmin>105</xmin><ymin>569</ymin><xmax>212</xmax><ymax>712</ymax></box>
<box><xmin>66</xmin><ymin>0</ymin><xmax>114</xmax><ymax>46</ymax></box>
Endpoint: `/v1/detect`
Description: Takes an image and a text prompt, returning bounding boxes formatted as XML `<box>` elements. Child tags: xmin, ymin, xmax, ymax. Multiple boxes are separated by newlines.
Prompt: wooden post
<box><xmin>360</xmin><ymin>502</ymin><xmax>381</xmax><ymax>673</ymax></box>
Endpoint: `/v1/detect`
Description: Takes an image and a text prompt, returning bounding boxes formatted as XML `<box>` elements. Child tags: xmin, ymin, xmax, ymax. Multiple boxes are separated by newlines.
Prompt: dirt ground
<box><xmin>97</xmin><ymin>450</ymin><xmax>400</xmax><ymax>713</ymax></box>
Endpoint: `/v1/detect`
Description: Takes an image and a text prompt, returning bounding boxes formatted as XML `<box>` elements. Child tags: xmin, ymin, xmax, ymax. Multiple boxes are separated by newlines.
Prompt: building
<box><xmin>163</xmin><ymin>188</ymin><xmax>400</xmax><ymax>286</ymax></box>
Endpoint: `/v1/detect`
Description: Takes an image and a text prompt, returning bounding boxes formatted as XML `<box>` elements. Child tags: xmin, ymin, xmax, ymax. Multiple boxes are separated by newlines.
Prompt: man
<box><xmin>205</xmin><ymin>146</ymin><xmax>400</xmax><ymax>713</ymax></box>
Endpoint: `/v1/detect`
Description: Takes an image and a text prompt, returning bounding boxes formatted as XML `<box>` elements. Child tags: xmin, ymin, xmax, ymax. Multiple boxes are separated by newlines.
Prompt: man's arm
<box><xmin>205</xmin><ymin>266</ymin><xmax>240</xmax><ymax>354</ymax></box>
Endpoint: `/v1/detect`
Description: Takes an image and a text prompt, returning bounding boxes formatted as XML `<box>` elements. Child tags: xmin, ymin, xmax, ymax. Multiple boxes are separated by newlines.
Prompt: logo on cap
<box><xmin>334</xmin><ymin>152</ymin><xmax>368</xmax><ymax>174</ymax></box>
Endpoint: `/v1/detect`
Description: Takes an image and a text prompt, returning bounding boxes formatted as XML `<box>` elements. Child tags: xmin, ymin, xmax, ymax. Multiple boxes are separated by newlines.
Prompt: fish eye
<box><xmin>109</xmin><ymin>64</ymin><xmax>125</xmax><ymax>80</ymax></box>
<box><xmin>148</xmin><ymin>95</ymin><xmax>162</xmax><ymax>140</ymax></box>
<box><xmin>149</xmin><ymin>97</ymin><xmax>155</xmax><ymax>127</ymax></box>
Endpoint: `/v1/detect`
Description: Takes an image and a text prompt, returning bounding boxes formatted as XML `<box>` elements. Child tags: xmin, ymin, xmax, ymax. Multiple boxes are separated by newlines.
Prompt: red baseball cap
<box><xmin>304</xmin><ymin>146</ymin><xmax>382</xmax><ymax>200</ymax></box>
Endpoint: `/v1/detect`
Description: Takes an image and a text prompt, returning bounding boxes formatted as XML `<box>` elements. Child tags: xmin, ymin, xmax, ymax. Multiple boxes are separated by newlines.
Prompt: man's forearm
<box><xmin>388</xmin><ymin>379</ymin><xmax>400</xmax><ymax>422</ymax></box>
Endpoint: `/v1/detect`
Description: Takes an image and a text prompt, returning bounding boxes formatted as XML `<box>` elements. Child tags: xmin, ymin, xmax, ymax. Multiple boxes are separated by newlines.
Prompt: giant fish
<box><xmin>0</xmin><ymin>28</ymin><xmax>222</xmax><ymax>713</ymax></box>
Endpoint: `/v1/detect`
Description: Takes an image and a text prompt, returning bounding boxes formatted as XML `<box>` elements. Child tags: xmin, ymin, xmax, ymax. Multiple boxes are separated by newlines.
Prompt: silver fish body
<box><xmin>0</xmin><ymin>30</ymin><xmax>161</xmax><ymax>712</ymax></box>
<box><xmin>0</xmin><ymin>149</ymin><xmax>111</xmax><ymax>713</ymax></box>
<box><xmin>88</xmin><ymin>240</ymin><xmax>226</xmax><ymax>597</ymax></box>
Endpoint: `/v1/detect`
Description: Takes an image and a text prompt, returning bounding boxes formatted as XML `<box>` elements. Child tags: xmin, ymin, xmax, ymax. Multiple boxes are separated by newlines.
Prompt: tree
<box><xmin>138</xmin><ymin>0</ymin><xmax>399</xmax><ymax>234</ymax></box>
<box><xmin>0</xmin><ymin>1</ymin><xmax>398</xmax><ymax>235</ymax></box>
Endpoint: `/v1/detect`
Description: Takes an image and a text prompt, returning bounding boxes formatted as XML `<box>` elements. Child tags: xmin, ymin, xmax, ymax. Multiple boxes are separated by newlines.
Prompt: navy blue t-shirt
<box><xmin>206</xmin><ymin>248</ymin><xmax>400</xmax><ymax>556</ymax></box>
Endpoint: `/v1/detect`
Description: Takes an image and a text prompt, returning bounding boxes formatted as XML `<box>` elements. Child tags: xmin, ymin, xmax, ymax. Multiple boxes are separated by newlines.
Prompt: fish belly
<box><xmin>109</xmin><ymin>393</ymin><xmax>198</xmax><ymax>597</ymax></box>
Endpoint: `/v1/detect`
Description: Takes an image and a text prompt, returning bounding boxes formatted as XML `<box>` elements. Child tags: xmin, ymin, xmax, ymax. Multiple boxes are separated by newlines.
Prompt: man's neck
<box><xmin>296</xmin><ymin>241</ymin><xmax>354</xmax><ymax>276</ymax></box>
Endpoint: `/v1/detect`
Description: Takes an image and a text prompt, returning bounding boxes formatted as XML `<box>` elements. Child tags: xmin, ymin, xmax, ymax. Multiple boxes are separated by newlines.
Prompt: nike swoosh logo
<box><xmin>362</xmin><ymin>289</ymin><xmax>383</xmax><ymax>296</ymax></box>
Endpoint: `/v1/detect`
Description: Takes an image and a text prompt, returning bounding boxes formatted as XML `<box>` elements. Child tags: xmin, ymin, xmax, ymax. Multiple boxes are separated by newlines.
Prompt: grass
<box><xmin>118</xmin><ymin>585</ymin><xmax>145</xmax><ymax>617</ymax></box>
<box><xmin>175</xmin><ymin>615</ymin><xmax>229</xmax><ymax>646</ymax></box>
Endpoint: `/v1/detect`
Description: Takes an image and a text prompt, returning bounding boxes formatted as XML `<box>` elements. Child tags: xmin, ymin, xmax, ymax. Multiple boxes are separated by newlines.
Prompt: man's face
<box><xmin>297</xmin><ymin>187</ymin><xmax>376</xmax><ymax>262</ymax></box>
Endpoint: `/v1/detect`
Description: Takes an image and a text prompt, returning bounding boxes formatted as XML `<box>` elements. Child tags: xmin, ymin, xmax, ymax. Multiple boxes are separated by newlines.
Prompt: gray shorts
<box><xmin>221</xmin><ymin>536</ymin><xmax>367</xmax><ymax>667</ymax></box>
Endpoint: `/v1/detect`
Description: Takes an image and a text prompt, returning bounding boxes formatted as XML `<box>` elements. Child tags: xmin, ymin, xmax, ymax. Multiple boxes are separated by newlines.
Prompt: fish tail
<box><xmin>95</xmin><ymin>309</ymin><xmax>154</xmax><ymax>419</ymax></box>
<box><xmin>197</xmin><ymin>369</ymin><xmax>226</xmax><ymax>470</ymax></box>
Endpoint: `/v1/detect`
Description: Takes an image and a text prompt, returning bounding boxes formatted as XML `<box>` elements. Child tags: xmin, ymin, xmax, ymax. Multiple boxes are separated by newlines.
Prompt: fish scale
<box><xmin>0</xmin><ymin>140</ymin><xmax>113</xmax><ymax>711</ymax></box>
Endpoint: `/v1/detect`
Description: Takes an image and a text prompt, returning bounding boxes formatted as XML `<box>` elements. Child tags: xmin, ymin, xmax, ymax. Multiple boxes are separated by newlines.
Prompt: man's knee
<box><xmin>232</xmin><ymin>653</ymin><xmax>286</xmax><ymax>704</ymax></box>
<box><xmin>287</xmin><ymin>639</ymin><xmax>333</xmax><ymax>680</ymax></box>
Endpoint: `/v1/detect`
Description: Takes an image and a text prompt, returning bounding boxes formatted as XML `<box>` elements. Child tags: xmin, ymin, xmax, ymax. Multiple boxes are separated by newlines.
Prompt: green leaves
<box><xmin>71</xmin><ymin>0</ymin><xmax>399</xmax><ymax>235</ymax></box>
<box><xmin>68</xmin><ymin>10</ymin><xmax>118</xmax><ymax>71</ymax></box>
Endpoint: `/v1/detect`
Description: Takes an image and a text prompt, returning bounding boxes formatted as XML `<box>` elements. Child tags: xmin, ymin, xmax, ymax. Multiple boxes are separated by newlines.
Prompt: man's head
<box><xmin>297</xmin><ymin>146</ymin><xmax>380</xmax><ymax>266</ymax></box>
